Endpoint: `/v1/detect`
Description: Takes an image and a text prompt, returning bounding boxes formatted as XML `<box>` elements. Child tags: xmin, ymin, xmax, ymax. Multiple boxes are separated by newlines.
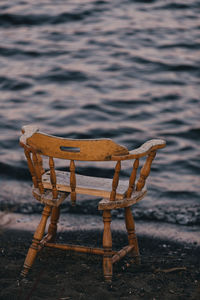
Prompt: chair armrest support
<box><xmin>111</xmin><ymin>139</ymin><xmax>166</xmax><ymax>160</ymax></box>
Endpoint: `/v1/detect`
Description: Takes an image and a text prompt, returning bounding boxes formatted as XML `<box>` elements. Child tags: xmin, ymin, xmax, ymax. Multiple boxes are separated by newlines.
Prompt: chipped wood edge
<box><xmin>32</xmin><ymin>187</ymin><xmax>69</xmax><ymax>207</ymax></box>
<box><xmin>20</xmin><ymin>125</ymin><xmax>39</xmax><ymax>145</ymax></box>
<box><xmin>111</xmin><ymin>139</ymin><xmax>166</xmax><ymax>160</ymax></box>
<box><xmin>98</xmin><ymin>190</ymin><xmax>146</xmax><ymax>210</ymax></box>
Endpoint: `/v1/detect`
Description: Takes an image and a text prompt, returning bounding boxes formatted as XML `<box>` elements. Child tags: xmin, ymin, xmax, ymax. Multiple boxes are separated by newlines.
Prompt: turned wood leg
<box><xmin>102</xmin><ymin>210</ymin><xmax>113</xmax><ymax>282</ymax></box>
<box><xmin>47</xmin><ymin>206</ymin><xmax>60</xmax><ymax>242</ymax></box>
<box><xmin>125</xmin><ymin>207</ymin><xmax>140</xmax><ymax>264</ymax></box>
<box><xmin>39</xmin><ymin>206</ymin><xmax>60</xmax><ymax>246</ymax></box>
<box><xmin>21</xmin><ymin>205</ymin><xmax>52</xmax><ymax>277</ymax></box>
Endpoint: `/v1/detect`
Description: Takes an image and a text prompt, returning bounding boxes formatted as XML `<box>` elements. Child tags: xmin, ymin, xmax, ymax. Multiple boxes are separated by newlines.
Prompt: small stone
<box><xmin>176</xmin><ymin>214</ymin><xmax>190</xmax><ymax>225</ymax></box>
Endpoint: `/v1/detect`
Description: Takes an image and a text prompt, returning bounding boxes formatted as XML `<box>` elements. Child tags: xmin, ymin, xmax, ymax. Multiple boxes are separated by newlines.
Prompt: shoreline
<box><xmin>1</xmin><ymin>211</ymin><xmax>200</xmax><ymax>247</ymax></box>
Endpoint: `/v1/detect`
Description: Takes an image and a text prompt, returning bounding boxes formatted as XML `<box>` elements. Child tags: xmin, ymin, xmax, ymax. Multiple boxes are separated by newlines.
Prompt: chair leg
<box><xmin>47</xmin><ymin>206</ymin><xmax>60</xmax><ymax>242</ymax></box>
<box><xmin>21</xmin><ymin>205</ymin><xmax>52</xmax><ymax>277</ymax></box>
<box><xmin>102</xmin><ymin>210</ymin><xmax>113</xmax><ymax>282</ymax></box>
<box><xmin>39</xmin><ymin>206</ymin><xmax>61</xmax><ymax>246</ymax></box>
<box><xmin>125</xmin><ymin>207</ymin><xmax>140</xmax><ymax>264</ymax></box>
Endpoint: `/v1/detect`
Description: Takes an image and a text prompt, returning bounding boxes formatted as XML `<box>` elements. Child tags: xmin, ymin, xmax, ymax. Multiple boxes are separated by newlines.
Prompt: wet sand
<box><xmin>0</xmin><ymin>224</ymin><xmax>200</xmax><ymax>299</ymax></box>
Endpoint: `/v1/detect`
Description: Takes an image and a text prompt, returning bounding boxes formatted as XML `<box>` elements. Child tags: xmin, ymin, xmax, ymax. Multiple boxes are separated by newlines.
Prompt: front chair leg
<box><xmin>102</xmin><ymin>210</ymin><xmax>113</xmax><ymax>282</ymax></box>
<box><xmin>125</xmin><ymin>207</ymin><xmax>140</xmax><ymax>264</ymax></box>
<box><xmin>21</xmin><ymin>205</ymin><xmax>52</xmax><ymax>277</ymax></box>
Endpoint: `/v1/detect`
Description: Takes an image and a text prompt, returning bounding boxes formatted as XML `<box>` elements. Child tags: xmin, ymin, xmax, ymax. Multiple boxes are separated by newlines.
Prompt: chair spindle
<box><xmin>49</xmin><ymin>157</ymin><xmax>58</xmax><ymax>199</ymax></box>
<box><xmin>110</xmin><ymin>161</ymin><xmax>121</xmax><ymax>201</ymax></box>
<box><xmin>24</xmin><ymin>148</ymin><xmax>38</xmax><ymax>188</ymax></box>
<box><xmin>70</xmin><ymin>160</ymin><xmax>76</xmax><ymax>206</ymax></box>
<box><xmin>126</xmin><ymin>158</ymin><xmax>139</xmax><ymax>198</ymax></box>
<box><xmin>136</xmin><ymin>150</ymin><xmax>156</xmax><ymax>191</ymax></box>
<box><xmin>37</xmin><ymin>154</ymin><xmax>45</xmax><ymax>175</ymax></box>
<box><xmin>32</xmin><ymin>152</ymin><xmax>44</xmax><ymax>194</ymax></box>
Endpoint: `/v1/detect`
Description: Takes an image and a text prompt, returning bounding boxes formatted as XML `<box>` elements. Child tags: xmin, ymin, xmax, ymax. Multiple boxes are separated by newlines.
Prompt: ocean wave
<box><xmin>0</xmin><ymin>11</ymin><xmax>92</xmax><ymax>27</ymax></box>
<box><xmin>158</xmin><ymin>42</ymin><xmax>200</xmax><ymax>50</ymax></box>
<box><xmin>0</xmin><ymin>163</ymin><xmax>30</xmax><ymax>180</ymax></box>
<box><xmin>0</xmin><ymin>46</ymin><xmax>69</xmax><ymax>58</ymax></box>
<box><xmin>155</xmin><ymin>2</ymin><xmax>197</xmax><ymax>10</ymax></box>
<box><xmin>0</xmin><ymin>76</ymin><xmax>32</xmax><ymax>91</ymax></box>
<box><xmin>36</xmin><ymin>68</ymin><xmax>89</xmax><ymax>83</ymax></box>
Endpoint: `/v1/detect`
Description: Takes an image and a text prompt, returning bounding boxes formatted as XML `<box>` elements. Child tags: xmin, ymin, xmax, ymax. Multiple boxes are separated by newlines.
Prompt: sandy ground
<box><xmin>0</xmin><ymin>224</ymin><xmax>200</xmax><ymax>300</ymax></box>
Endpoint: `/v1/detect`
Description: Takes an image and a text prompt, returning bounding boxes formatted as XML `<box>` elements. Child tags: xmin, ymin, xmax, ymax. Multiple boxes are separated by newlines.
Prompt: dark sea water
<box><xmin>0</xmin><ymin>1</ymin><xmax>199</xmax><ymax>240</ymax></box>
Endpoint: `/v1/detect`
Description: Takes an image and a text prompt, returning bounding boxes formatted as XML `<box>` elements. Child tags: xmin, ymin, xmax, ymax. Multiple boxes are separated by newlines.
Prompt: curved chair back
<box><xmin>20</xmin><ymin>125</ymin><xmax>166</xmax><ymax>204</ymax></box>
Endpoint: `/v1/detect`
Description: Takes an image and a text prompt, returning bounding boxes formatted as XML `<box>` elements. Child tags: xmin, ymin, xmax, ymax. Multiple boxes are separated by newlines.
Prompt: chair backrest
<box><xmin>20</xmin><ymin>125</ymin><xmax>166</xmax><ymax>204</ymax></box>
<box><xmin>20</xmin><ymin>126</ymin><xmax>129</xmax><ymax>161</ymax></box>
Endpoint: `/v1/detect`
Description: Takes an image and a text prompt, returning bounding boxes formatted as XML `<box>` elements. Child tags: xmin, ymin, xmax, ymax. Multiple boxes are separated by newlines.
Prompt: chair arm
<box><xmin>111</xmin><ymin>139</ymin><xmax>166</xmax><ymax>160</ymax></box>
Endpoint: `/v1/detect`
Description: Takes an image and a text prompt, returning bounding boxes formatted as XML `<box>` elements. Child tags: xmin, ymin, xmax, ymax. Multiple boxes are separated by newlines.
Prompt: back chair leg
<box><xmin>40</xmin><ymin>206</ymin><xmax>61</xmax><ymax>246</ymax></box>
<box><xmin>21</xmin><ymin>205</ymin><xmax>52</xmax><ymax>277</ymax></box>
<box><xmin>125</xmin><ymin>207</ymin><xmax>140</xmax><ymax>264</ymax></box>
<box><xmin>47</xmin><ymin>206</ymin><xmax>60</xmax><ymax>242</ymax></box>
<box><xmin>102</xmin><ymin>210</ymin><xmax>113</xmax><ymax>282</ymax></box>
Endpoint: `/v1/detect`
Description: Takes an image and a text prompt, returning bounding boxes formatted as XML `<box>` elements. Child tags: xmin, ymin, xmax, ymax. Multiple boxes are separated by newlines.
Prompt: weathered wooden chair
<box><xmin>20</xmin><ymin>125</ymin><xmax>166</xmax><ymax>282</ymax></box>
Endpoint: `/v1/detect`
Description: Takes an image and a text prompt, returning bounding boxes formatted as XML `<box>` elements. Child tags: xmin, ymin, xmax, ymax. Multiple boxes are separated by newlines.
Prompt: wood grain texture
<box><xmin>126</xmin><ymin>158</ymin><xmax>139</xmax><ymax>198</ymax></box>
<box><xmin>24</xmin><ymin>148</ymin><xmax>38</xmax><ymax>188</ymax></box>
<box><xmin>125</xmin><ymin>207</ymin><xmax>140</xmax><ymax>263</ymax></box>
<box><xmin>70</xmin><ymin>160</ymin><xmax>76</xmax><ymax>205</ymax></box>
<box><xmin>110</xmin><ymin>161</ymin><xmax>121</xmax><ymax>201</ymax></box>
<box><xmin>136</xmin><ymin>150</ymin><xmax>156</xmax><ymax>192</ymax></box>
<box><xmin>112</xmin><ymin>245</ymin><xmax>134</xmax><ymax>264</ymax></box>
<box><xmin>21</xmin><ymin>125</ymin><xmax>129</xmax><ymax>161</ymax></box>
<box><xmin>103</xmin><ymin>210</ymin><xmax>113</xmax><ymax>282</ymax></box>
<box><xmin>98</xmin><ymin>190</ymin><xmax>146</xmax><ymax>210</ymax></box>
<box><xmin>47</xmin><ymin>206</ymin><xmax>60</xmax><ymax>242</ymax></box>
<box><xmin>111</xmin><ymin>139</ymin><xmax>166</xmax><ymax>160</ymax></box>
<box><xmin>45</xmin><ymin>243</ymin><xmax>116</xmax><ymax>256</ymax></box>
<box><xmin>37</xmin><ymin>154</ymin><xmax>45</xmax><ymax>175</ymax></box>
<box><xmin>42</xmin><ymin>170</ymin><xmax>129</xmax><ymax>200</ymax></box>
<box><xmin>21</xmin><ymin>205</ymin><xmax>51</xmax><ymax>277</ymax></box>
<box><xmin>32</xmin><ymin>188</ymin><xmax>69</xmax><ymax>207</ymax></box>
<box><xmin>49</xmin><ymin>157</ymin><xmax>58</xmax><ymax>199</ymax></box>
<box><xmin>32</xmin><ymin>152</ymin><xmax>44</xmax><ymax>194</ymax></box>
<box><xmin>39</xmin><ymin>206</ymin><xmax>61</xmax><ymax>246</ymax></box>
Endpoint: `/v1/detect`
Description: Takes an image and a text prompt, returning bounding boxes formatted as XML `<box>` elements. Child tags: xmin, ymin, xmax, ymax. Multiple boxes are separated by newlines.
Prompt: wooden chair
<box><xmin>19</xmin><ymin>125</ymin><xmax>166</xmax><ymax>282</ymax></box>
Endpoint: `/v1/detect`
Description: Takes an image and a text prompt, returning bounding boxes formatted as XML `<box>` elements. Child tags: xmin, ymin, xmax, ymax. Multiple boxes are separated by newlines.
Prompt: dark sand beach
<box><xmin>1</xmin><ymin>227</ymin><xmax>199</xmax><ymax>300</ymax></box>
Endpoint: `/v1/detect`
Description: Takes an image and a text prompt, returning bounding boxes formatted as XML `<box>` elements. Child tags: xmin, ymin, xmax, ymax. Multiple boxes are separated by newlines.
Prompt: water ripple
<box><xmin>0</xmin><ymin>11</ymin><xmax>93</xmax><ymax>27</ymax></box>
<box><xmin>37</xmin><ymin>68</ymin><xmax>89</xmax><ymax>83</ymax></box>
<box><xmin>0</xmin><ymin>0</ymin><xmax>199</xmax><ymax>229</ymax></box>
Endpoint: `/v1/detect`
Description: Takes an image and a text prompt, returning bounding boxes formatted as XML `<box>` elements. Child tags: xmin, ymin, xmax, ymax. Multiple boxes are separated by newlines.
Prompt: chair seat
<box><xmin>98</xmin><ymin>189</ymin><xmax>147</xmax><ymax>210</ymax></box>
<box><xmin>32</xmin><ymin>187</ymin><xmax>69</xmax><ymax>207</ymax></box>
<box><xmin>42</xmin><ymin>170</ymin><xmax>130</xmax><ymax>200</ymax></box>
